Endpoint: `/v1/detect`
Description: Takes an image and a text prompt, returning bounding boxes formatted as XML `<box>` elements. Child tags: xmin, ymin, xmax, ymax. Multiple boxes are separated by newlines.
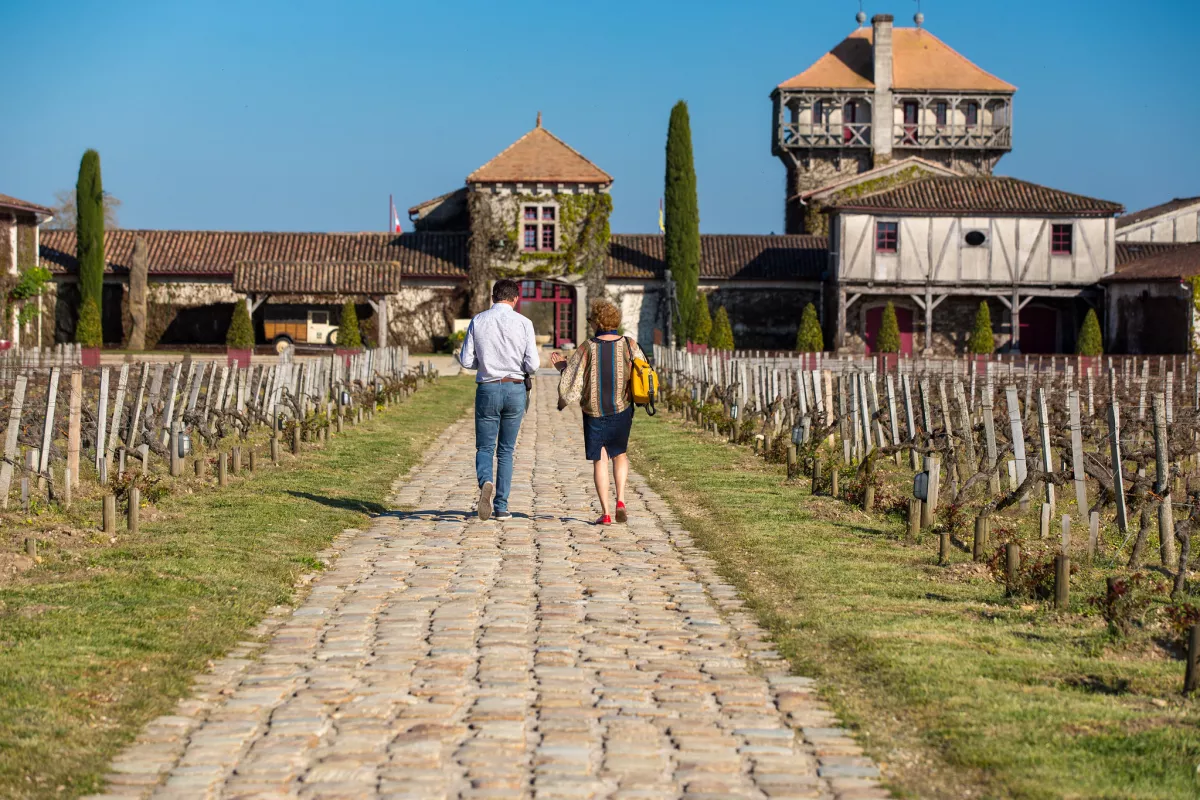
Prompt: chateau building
<box><xmin>24</xmin><ymin>10</ymin><xmax>1200</xmax><ymax>355</ymax></box>
<box><xmin>0</xmin><ymin>192</ymin><xmax>54</xmax><ymax>345</ymax></box>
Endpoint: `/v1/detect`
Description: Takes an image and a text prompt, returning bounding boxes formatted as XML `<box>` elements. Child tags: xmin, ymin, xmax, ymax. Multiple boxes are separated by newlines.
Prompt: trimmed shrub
<box><xmin>709</xmin><ymin>306</ymin><xmax>735</xmax><ymax>351</ymax></box>
<box><xmin>1077</xmin><ymin>308</ymin><xmax>1103</xmax><ymax>356</ymax></box>
<box><xmin>225</xmin><ymin>299</ymin><xmax>255</xmax><ymax>349</ymax></box>
<box><xmin>795</xmin><ymin>302</ymin><xmax>823</xmax><ymax>352</ymax></box>
<box><xmin>876</xmin><ymin>301</ymin><xmax>901</xmax><ymax>353</ymax></box>
<box><xmin>693</xmin><ymin>291</ymin><xmax>712</xmax><ymax>344</ymax></box>
<box><xmin>337</xmin><ymin>301</ymin><xmax>362</xmax><ymax>349</ymax></box>
<box><xmin>75</xmin><ymin>297</ymin><xmax>102</xmax><ymax>347</ymax></box>
<box><xmin>968</xmin><ymin>301</ymin><xmax>995</xmax><ymax>354</ymax></box>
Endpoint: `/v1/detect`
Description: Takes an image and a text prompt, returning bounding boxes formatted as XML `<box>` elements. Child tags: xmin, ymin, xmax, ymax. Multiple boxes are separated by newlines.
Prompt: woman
<box><xmin>550</xmin><ymin>299</ymin><xmax>646</xmax><ymax>525</ymax></box>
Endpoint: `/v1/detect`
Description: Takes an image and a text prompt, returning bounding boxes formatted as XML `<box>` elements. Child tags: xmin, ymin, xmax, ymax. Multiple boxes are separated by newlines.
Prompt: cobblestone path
<box><xmin>92</xmin><ymin>377</ymin><xmax>888</xmax><ymax>800</ymax></box>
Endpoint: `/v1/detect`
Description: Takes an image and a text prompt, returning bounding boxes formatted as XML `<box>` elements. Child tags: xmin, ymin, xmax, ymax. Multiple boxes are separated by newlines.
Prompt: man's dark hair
<box><xmin>492</xmin><ymin>279</ymin><xmax>521</xmax><ymax>303</ymax></box>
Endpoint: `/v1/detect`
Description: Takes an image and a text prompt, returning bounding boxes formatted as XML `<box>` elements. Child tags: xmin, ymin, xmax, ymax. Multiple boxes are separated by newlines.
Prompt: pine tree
<box><xmin>967</xmin><ymin>301</ymin><xmax>995</xmax><ymax>354</ymax></box>
<box><xmin>876</xmin><ymin>301</ymin><xmax>901</xmax><ymax>353</ymax></box>
<box><xmin>337</xmin><ymin>301</ymin><xmax>362</xmax><ymax>349</ymax></box>
<box><xmin>795</xmin><ymin>302</ymin><xmax>823</xmax><ymax>352</ymax></box>
<box><xmin>1077</xmin><ymin>308</ymin><xmax>1103</xmax><ymax>356</ymax></box>
<box><xmin>709</xmin><ymin>306</ymin><xmax>735</xmax><ymax>351</ymax></box>
<box><xmin>664</xmin><ymin>100</ymin><xmax>700</xmax><ymax>342</ymax></box>
<box><xmin>76</xmin><ymin>149</ymin><xmax>105</xmax><ymax>318</ymax></box>
<box><xmin>693</xmin><ymin>291</ymin><xmax>712</xmax><ymax>345</ymax></box>
<box><xmin>226</xmin><ymin>299</ymin><xmax>255</xmax><ymax>349</ymax></box>
<box><xmin>75</xmin><ymin>296</ymin><xmax>102</xmax><ymax>348</ymax></box>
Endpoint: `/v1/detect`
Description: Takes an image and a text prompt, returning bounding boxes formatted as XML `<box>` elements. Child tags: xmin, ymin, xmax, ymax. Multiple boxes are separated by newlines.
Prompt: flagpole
<box><xmin>389</xmin><ymin>194</ymin><xmax>393</xmax><ymax>232</ymax></box>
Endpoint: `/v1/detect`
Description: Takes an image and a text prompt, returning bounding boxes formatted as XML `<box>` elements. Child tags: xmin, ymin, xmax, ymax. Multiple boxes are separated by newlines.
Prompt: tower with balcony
<box><xmin>772</xmin><ymin>13</ymin><xmax>1016</xmax><ymax>233</ymax></box>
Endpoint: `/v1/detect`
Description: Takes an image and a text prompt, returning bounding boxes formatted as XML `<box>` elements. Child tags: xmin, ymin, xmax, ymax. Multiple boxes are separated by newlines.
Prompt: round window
<box><xmin>964</xmin><ymin>230</ymin><xmax>987</xmax><ymax>247</ymax></box>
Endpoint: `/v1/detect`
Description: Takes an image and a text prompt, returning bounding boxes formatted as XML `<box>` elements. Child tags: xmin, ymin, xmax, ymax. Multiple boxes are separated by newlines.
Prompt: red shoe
<box><xmin>596</xmin><ymin>515</ymin><xmax>612</xmax><ymax>525</ymax></box>
<box><xmin>615</xmin><ymin>502</ymin><xmax>627</xmax><ymax>523</ymax></box>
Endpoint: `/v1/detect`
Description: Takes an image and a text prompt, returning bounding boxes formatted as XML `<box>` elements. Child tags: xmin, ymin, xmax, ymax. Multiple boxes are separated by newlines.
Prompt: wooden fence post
<box><xmin>128</xmin><ymin>486</ymin><xmax>140</xmax><ymax>535</ymax></box>
<box><xmin>0</xmin><ymin>375</ymin><xmax>28</xmax><ymax>509</ymax></box>
<box><xmin>1152</xmin><ymin>393</ymin><xmax>1177</xmax><ymax>566</ymax></box>
<box><xmin>1108</xmin><ymin>401</ymin><xmax>1128</xmax><ymax>533</ymax></box>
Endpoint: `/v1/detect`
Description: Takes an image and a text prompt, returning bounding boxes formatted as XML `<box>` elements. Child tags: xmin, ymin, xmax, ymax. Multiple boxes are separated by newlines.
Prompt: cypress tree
<box><xmin>876</xmin><ymin>301</ymin><xmax>901</xmax><ymax>353</ymax></box>
<box><xmin>337</xmin><ymin>301</ymin><xmax>362</xmax><ymax>349</ymax></box>
<box><xmin>709</xmin><ymin>306</ymin><xmax>735</xmax><ymax>351</ymax></box>
<box><xmin>693</xmin><ymin>291</ymin><xmax>712</xmax><ymax>345</ymax></box>
<box><xmin>225</xmin><ymin>299</ymin><xmax>255</xmax><ymax>349</ymax></box>
<box><xmin>664</xmin><ymin>100</ymin><xmax>700</xmax><ymax>341</ymax></box>
<box><xmin>967</xmin><ymin>301</ymin><xmax>995</xmax><ymax>354</ymax></box>
<box><xmin>1077</xmin><ymin>308</ymin><xmax>1103</xmax><ymax>356</ymax></box>
<box><xmin>76</xmin><ymin>149</ymin><xmax>105</xmax><ymax>320</ymax></box>
<box><xmin>795</xmin><ymin>302</ymin><xmax>824</xmax><ymax>352</ymax></box>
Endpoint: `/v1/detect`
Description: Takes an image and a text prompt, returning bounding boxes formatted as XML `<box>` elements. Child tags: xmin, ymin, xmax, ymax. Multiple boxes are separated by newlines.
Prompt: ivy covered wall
<box><xmin>466</xmin><ymin>189</ymin><xmax>612</xmax><ymax>314</ymax></box>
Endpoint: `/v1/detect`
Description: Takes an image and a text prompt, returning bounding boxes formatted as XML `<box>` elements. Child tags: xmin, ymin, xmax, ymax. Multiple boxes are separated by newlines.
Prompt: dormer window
<box><xmin>522</xmin><ymin>204</ymin><xmax>558</xmax><ymax>251</ymax></box>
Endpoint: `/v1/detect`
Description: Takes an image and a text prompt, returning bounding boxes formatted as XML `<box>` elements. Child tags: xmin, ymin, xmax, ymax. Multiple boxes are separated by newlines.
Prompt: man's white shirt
<box><xmin>458</xmin><ymin>303</ymin><xmax>540</xmax><ymax>382</ymax></box>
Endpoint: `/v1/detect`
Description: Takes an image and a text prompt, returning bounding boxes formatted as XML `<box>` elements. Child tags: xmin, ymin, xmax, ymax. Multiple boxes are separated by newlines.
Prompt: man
<box><xmin>458</xmin><ymin>279</ymin><xmax>539</xmax><ymax>521</ymax></box>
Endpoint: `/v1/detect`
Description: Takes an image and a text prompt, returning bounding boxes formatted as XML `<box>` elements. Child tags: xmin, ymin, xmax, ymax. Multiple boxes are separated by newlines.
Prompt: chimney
<box><xmin>871</xmin><ymin>14</ymin><xmax>894</xmax><ymax>163</ymax></box>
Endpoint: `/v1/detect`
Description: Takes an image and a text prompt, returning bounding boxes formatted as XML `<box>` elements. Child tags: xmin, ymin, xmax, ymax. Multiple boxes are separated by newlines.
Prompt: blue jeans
<box><xmin>474</xmin><ymin>381</ymin><xmax>527</xmax><ymax>514</ymax></box>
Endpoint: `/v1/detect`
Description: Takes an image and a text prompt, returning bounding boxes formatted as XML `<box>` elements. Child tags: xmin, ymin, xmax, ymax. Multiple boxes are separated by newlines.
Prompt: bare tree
<box><xmin>45</xmin><ymin>188</ymin><xmax>121</xmax><ymax>230</ymax></box>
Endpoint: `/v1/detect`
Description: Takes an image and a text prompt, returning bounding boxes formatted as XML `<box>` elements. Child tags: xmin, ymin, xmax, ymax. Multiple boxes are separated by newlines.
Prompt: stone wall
<box><xmin>387</xmin><ymin>280</ymin><xmax>467</xmax><ymax>352</ymax></box>
<box><xmin>784</xmin><ymin>154</ymin><xmax>871</xmax><ymax>234</ymax></box>
<box><xmin>608</xmin><ymin>282</ymin><xmax>662</xmax><ymax>348</ymax></box>
<box><xmin>707</xmin><ymin>284</ymin><xmax>822</xmax><ymax>351</ymax></box>
<box><xmin>1106</xmin><ymin>281</ymin><xmax>1190</xmax><ymax>354</ymax></box>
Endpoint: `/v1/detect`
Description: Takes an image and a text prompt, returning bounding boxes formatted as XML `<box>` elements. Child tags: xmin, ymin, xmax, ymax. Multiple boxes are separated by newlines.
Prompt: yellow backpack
<box><xmin>624</xmin><ymin>337</ymin><xmax>659</xmax><ymax>415</ymax></box>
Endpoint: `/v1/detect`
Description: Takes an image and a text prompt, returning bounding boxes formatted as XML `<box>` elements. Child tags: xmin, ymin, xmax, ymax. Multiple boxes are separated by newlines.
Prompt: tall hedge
<box><xmin>796</xmin><ymin>302</ymin><xmax>823</xmax><ymax>352</ymax></box>
<box><xmin>693</xmin><ymin>291</ymin><xmax>712</xmax><ymax>344</ymax></box>
<box><xmin>1077</xmin><ymin>308</ymin><xmax>1103</xmax><ymax>356</ymax></box>
<box><xmin>226</xmin><ymin>299</ymin><xmax>255</xmax><ymax>349</ymax></box>
<box><xmin>338</xmin><ymin>301</ymin><xmax>362</xmax><ymax>349</ymax></box>
<box><xmin>665</xmin><ymin>100</ymin><xmax>700</xmax><ymax>341</ymax></box>
<box><xmin>75</xmin><ymin>297</ymin><xmax>102</xmax><ymax>348</ymax></box>
<box><xmin>709</xmin><ymin>306</ymin><xmax>735</xmax><ymax>351</ymax></box>
<box><xmin>968</xmin><ymin>301</ymin><xmax>995</xmax><ymax>354</ymax></box>
<box><xmin>876</xmin><ymin>301</ymin><xmax>901</xmax><ymax>353</ymax></box>
<box><xmin>76</xmin><ymin>149</ymin><xmax>105</xmax><ymax>325</ymax></box>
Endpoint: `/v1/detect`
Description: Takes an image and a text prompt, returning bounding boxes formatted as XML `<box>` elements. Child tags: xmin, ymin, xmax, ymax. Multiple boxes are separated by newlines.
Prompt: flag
<box><xmin>658</xmin><ymin>198</ymin><xmax>665</xmax><ymax>233</ymax></box>
<box><xmin>390</xmin><ymin>195</ymin><xmax>403</xmax><ymax>233</ymax></box>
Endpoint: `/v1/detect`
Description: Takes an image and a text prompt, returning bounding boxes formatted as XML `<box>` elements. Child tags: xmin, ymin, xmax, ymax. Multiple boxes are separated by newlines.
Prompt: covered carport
<box><xmin>233</xmin><ymin>261</ymin><xmax>402</xmax><ymax>348</ymax></box>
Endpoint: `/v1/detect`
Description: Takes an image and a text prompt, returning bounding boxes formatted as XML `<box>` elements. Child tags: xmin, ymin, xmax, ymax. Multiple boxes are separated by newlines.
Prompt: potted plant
<box><xmin>334</xmin><ymin>301</ymin><xmax>363</xmax><ymax>364</ymax></box>
<box><xmin>76</xmin><ymin>296</ymin><xmax>103</xmax><ymax>367</ymax></box>
<box><xmin>226</xmin><ymin>298</ymin><xmax>255</xmax><ymax>367</ymax></box>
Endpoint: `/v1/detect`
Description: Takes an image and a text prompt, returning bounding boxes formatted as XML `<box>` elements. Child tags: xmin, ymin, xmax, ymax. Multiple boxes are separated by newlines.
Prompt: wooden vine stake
<box><xmin>1152</xmin><ymin>393</ymin><xmax>1177</xmax><ymax>566</ymax></box>
<box><xmin>0</xmin><ymin>375</ymin><xmax>28</xmax><ymax>509</ymax></box>
<box><xmin>1108</xmin><ymin>401</ymin><xmax>1128</xmax><ymax>533</ymax></box>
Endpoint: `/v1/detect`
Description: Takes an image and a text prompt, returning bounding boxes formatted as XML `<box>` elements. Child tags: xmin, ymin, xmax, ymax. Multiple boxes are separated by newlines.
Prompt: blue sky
<box><xmin>2</xmin><ymin>0</ymin><xmax>1196</xmax><ymax>234</ymax></box>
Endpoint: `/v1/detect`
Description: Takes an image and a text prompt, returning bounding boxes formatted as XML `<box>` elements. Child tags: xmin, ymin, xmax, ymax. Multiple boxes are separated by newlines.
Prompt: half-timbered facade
<box><xmin>0</xmin><ymin>192</ymin><xmax>54</xmax><ymax>345</ymax></box>
<box><xmin>826</xmin><ymin>176</ymin><xmax>1123</xmax><ymax>355</ymax></box>
<box><xmin>772</xmin><ymin>14</ymin><xmax>1016</xmax><ymax>234</ymax></box>
<box><xmin>1116</xmin><ymin>197</ymin><xmax>1200</xmax><ymax>244</ymax></box>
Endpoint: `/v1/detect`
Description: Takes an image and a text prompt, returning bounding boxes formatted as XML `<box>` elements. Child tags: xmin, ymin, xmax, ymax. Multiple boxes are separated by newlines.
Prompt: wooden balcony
<box><xmin>779</xmin><ymin>122</ymin><xmax>872</xmax><ymax>149</ymax></box>
<box><xmin>894</xmin><ymin>123</ymin><xmax>1012</xmax><ymax>150</ymax></box>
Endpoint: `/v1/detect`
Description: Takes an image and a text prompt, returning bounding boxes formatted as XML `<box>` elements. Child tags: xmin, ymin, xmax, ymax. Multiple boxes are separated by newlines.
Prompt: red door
<box><xmin>516</xmin><ymin>280</ymin><xmax>576</xmax><ymax>348</ymax></box>
<box><xmin>864</xmin><ymin>305</ymin><xmax>914</xmax><ymax>355</ymax></box>
<box><xmin>1019</xmin><ymin>306</ymin><xmax>1058</xmax><ymax>354</ymax></box>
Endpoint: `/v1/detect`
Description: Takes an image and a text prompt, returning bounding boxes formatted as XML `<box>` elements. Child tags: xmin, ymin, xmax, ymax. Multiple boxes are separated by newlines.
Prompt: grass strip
<box><xmin>630</xmin><ymin>412</ymin><xmax>1200</xmax><ymax>800</ymax></box>
<box><xmin>0</xmin><ymin>375</ymin><xmax>474</xmax><ymax>799</ymax></box>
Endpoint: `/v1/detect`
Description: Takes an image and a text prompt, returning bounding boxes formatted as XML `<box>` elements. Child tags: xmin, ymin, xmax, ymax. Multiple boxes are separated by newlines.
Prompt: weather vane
<box><xmin>856</xmin><ymin>0</ymin><xmax>866</xmax><ymax>26</ymax></box>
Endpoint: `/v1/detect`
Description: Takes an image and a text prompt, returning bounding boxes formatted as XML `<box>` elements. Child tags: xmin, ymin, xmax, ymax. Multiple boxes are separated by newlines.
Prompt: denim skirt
<box><xmin>582</xmin><ymin>406</ymin><xmax>634</xmax><ymax>461</ymax></box>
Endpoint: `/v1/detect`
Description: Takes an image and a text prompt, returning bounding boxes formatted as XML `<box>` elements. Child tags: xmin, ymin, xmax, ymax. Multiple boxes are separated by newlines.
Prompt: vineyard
<box><xmin>0</xmin><ymin>345</ymin><xmax>431</xmax><ymax>559</ymax></box>
<box><xmin>653</xmin><ymin>346</ymin><xmax>1200</xmax><ymax>695</ymax></box>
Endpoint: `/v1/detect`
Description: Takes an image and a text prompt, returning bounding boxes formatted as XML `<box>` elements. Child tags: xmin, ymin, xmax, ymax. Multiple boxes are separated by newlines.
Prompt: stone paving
<box><xmin>88</xmin><ymin>377</ymin><xmax>889</xmax><ymax>800</ymax></box>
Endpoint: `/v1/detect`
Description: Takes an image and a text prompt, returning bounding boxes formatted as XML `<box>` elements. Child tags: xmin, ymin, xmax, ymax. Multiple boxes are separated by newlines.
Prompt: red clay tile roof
<box><xmin>1116</xmin><ymin>196</ymin><xmax>1200</xmax><ymax>229</ymax></box>
<box><xmin>467</xmin><ymin>125</ymin><xmax>612</xmax><ymax>185</ymax></box>
<box><xmin>233</xmin><ymin>262</ymin><xmax>403</xmax><ymax>294</ymax></box>
<box><xmin>828</xmin><ymin>176</ymin><xmax>1123</xmax><ymax>216</ymax></box>
<box><xmin>1105</xmin><ymin>242</ymin><xmax>1200</xmax><ymax>282</ymax></box>
<box><xmin>39</xmin><ymin>229</ymin><xmax>468</xmax><ymax>278</ymax></box>
<box><xmin>0</xmin><ymin>192</ymin><xmax>54</xmax><ymax>216</ymax></box>
<box><xmin>608</xmin><ymin>234</ymin><xmax>828</xmax><ymax>280</ymax></box>
<box><xmin>41</xmin><ymin>230</ymin><xmax>829</xmax><ymax>284</ymax></box>
<box><xmin>1115</xmin><ymin>241</ymin><xmax>1188</xmax><ymax>267</ymax></box>
<box><xmin>778</xmin><ymin>27</ymin><xmax>1015</xmax><ymax>92</ymax></box>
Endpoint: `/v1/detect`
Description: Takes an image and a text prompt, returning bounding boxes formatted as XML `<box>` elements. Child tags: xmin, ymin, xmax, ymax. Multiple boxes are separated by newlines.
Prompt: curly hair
<box><xmin>589</xmin><ymin>299</ymin><xmax>622</xmax><ymax>332</ymax></box>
